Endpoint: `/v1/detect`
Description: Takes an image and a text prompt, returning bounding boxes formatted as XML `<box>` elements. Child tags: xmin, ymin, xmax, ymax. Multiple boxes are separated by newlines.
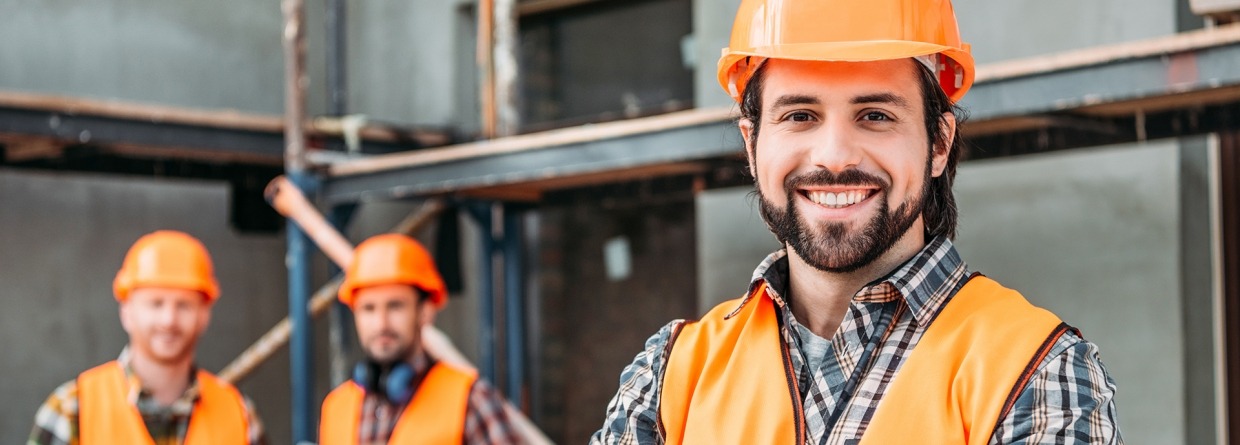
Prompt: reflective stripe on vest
<box><xmin>77</xmin><ymin>361</ymin><xmax>249</xmax><ymax>445</ymax></box>
<box><xmin>660</xmin><ymin>276</ymin><xmax>1066</xmax><ymax>444</ymax></box>
<box><xmin>319</xmin><ymin>361</ymin><xmax>477</xmax><ymax>445</ymax></box>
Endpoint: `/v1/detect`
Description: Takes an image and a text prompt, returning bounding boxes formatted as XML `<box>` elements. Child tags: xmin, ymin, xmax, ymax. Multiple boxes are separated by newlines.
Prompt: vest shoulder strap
<box><xmin>861</xmin><ymin>275</ymin><xmax>1068</xmax><ymax>445</ymax></box>
<box><xmin>390</xmin><ymin>361</ymin><xmax>477</xmax><ymax>444</ymax></box>
<box><xmin>660</xmin><ymin>288</ymin><xmax>802</xmax><ymax>445</ymax></box>
<box><xmin>185</xmin><ymin>370</ymin><xmax>250</xmax><ymax>445</ymax></box>
<box><xmin>320</xmin><ymin>382</ymin><xmax>365</xmax><ymax>445</ymax></box>
<box><xmin>78</xmin><ymin>361</ymin><xmax>156</xmax><ymax>445</ymax></box>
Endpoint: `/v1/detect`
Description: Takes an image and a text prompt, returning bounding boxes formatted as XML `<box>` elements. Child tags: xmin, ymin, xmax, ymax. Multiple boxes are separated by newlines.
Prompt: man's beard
<box><xmin>757</xmin><ymin>167</ymin><xmax>928</xmax><ymax>273</ymax></box>
<box><xmin>363</xmin><ymin>330</ymin><xmax>415</xmax><ymax>367</ymax></box>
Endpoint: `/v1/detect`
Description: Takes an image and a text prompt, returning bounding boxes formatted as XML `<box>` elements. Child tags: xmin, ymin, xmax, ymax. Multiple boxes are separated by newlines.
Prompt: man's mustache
<box><xmin>785</xmin><ymin>168</ymin><xmax>888</xmax><ymax>191</ymax></box>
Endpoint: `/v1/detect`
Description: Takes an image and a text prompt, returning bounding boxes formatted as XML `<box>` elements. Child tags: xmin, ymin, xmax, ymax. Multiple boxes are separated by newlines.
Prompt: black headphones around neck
<box><xmin>352</xmin><ymin>360</ymin><xmax>416</xmax><ymax>405</ymax></box>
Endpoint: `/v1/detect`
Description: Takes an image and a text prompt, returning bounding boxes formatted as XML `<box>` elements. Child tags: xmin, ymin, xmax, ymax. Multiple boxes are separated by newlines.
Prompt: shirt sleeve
<box><xmin>239</xmin><ymin>394</ymin><xmax>268</xmax><ymax>445</ymax></box>
<box><xmin>27</xmin><ymin>380</ymin><xmax>79</xmax><ymax>445</ymax></box>
<box><xmin>462</xmin><ymin>377</ymin><xmax>523</xmax><ymax>445</ymax></box>
<box><xmin>590</xmin><ymin>321</ymin><xmax>679</xmax><ymax>445</ymax></box>
<box><xmin>989</xmin><ymin>331</ymin><xmax>1123</xmax><ymax>444</ymax></box>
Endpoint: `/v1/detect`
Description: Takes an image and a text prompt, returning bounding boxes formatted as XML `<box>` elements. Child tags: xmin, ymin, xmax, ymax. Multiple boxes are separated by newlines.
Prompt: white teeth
<box><xmin>807</xmin><ymin>190</ymin><xmax>868</xmax><ymax>208</ymax></box>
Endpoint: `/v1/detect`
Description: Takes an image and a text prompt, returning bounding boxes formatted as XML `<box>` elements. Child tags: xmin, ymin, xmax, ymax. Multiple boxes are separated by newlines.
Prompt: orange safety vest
<box><xmin>660</xmin><ymin>276</ymin><xmax>1068</xmax><ymax>445</ymax></box>
<box><xmin>319</xmin><ymin>361</ymin><xmax>477</xmax><ymax>445</ymax></box>
<box><xmin>77</xmin><ymin>361</ymin><xmax>249</xmax><ymax>445</ymax></box>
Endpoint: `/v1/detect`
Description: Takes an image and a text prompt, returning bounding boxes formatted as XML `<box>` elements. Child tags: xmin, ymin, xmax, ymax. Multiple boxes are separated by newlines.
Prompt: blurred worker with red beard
<box><xmin>318</xmin><ymin>234</ymin><xmax>519</xmax><ymax>444</ymax></box>
<box><xmin>29</xmin><ymin>230</ymin><xmax>265</xmax><ymax>445</ymax></box>
<box><xmin>593</xmin><ymin>0</ymin><xmax>1121</xmax><ymax>443</ymax></box>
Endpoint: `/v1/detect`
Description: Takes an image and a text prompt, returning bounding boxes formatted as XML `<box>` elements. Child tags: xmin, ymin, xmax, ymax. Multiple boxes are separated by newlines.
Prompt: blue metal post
<box><xmin>467</xmin><ymin>202</ymin><xmax>497</xmax><ymax>384</ymax></box>
<box><xmin>502</xmin><ymin>205</ymin><xmax>525</xmax><ymax>405</ymax></box>
<box><xmin>286</xmin><ymin>172</ymin><xmax>316</xmax><ymax>443</ymax></box>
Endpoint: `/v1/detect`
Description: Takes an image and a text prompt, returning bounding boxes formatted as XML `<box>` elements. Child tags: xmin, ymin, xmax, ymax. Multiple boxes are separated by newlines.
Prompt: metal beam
<box><xmin>0</xmin><ymin>91</ymin><xmax>451</xmax><ymax>167</ymax></box>
<box><xmin>0</xmin><ymin>105</ymin><xmax>285</xmax><ymax>160</ymax></box>
<box><xmin>323</xmin><ymin>112</ymin><xmax>739</xmax><ymax>204</ymax></box>
<box><xmin>965</xmin><ymin>27</ymin><xmax>1240</xmax><ymax>120</ymax></box>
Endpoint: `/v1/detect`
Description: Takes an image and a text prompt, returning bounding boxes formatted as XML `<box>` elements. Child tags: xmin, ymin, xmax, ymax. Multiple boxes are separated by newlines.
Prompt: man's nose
<box><xmin>808</xmin><ymin>116</ymin><xmax>863</xmax><ymax>173</ymax></box>
<box><xmin>156</xmin><ymin>303</ymin><xmax>179</xmax><ymax>326</ymax></box>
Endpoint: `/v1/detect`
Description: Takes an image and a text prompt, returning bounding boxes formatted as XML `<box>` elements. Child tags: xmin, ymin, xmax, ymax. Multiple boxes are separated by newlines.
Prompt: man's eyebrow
<box><xmin>852</xmin><ymin>93</ymin><xmax>911</xmax><ymax>110</ymax></box>
<box><xmin>769</xmin><ymin>94</ymin><xmax>819</xmax><ymax>109</ymax></box>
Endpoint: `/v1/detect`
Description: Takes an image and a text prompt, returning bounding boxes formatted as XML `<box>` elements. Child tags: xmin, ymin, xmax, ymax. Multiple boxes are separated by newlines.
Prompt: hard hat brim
<box><xmin>718</xmin><ymin>41</ymin><xmax>974</xmax><ymax>102</ymax></box>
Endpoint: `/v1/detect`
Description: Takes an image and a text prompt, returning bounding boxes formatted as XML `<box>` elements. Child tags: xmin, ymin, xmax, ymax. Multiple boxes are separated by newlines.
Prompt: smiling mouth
<box><xmin>801</xmin><ymin>189</ymin><xmax>877</xmax><ymax>209</ymax></box>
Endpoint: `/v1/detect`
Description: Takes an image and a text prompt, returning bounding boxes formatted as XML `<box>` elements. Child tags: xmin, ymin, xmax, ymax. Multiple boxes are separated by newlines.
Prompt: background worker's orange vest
<box><xmin>77</xmin><ymin>361</ymin><xmax>249</xmax><ymax>445</ymax></box>
<box><xmin>660</xmin><ymin>276</ymin><xmax>1068</xmax><ymax>445</ymax></box>
<box><xmin>319</xmin><ymin>361</ymin><xmax>477</xmax><ymax>445</ymax></box>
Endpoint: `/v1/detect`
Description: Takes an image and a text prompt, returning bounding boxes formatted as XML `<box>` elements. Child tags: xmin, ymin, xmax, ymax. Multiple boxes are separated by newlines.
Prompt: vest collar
<box><xmin>117</xmin><ymin>347</ymin><xmax>201</xmax><ymax>412</ymax></box>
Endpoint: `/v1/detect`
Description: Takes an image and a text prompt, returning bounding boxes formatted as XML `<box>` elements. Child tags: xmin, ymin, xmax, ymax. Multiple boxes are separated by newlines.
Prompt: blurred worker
<box><xmin>594</xmin><ymin>0</ymin><xmax>1121</xmax><ymax>443</ymax></box>
<box><xmin>29</xmin><ymin>230</ymin><xmax>266</xmax><ymax>445</ymax></box>
<box><xmin>319</xmin><ymin>234</ymin><xmax>519</xmax><ymax>444</ymax></box>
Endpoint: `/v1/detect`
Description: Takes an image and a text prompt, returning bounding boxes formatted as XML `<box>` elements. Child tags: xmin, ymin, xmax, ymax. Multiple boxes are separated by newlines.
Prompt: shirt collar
<box><xmin>741</xmin><ymin>236</ymin><xmax>969</xmax><ymax>326</ymax></box>
<box><xmin>117</xmin><ymin>347</ymin><xmax>201</xmax><ymax>412</ymax></box>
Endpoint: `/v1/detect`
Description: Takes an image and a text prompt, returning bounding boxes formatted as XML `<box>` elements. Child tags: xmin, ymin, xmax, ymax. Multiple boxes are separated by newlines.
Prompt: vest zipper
<box><xmin>780</xmin><ymin>333</ymin><xmax>806</xmax><ymax>445</ymax></box>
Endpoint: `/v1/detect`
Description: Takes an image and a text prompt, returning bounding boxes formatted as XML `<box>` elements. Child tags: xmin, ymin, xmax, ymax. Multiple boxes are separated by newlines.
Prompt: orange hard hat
<box><xmin>718</xmin><ymin>0</ymin><xmax>975</xmax><ymax>103</ymax></box>
<box><xmin>338</xmin><ymin>234</ymin><xmax>448</xmax><ymax>308</ymax></box>
<box><xmin>113</xmin><ymin>230</ymin><xmax>220</xmax><ymax>302</ymax></box>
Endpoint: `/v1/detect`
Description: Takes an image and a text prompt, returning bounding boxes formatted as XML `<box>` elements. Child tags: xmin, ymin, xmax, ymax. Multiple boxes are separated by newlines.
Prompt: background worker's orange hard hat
<box><xmin>338</xmin><ymin>234</ymin><xmax>448</xmax><ymax>308</ymax></box>
<box><xmin>113</xmin><ymin>230</ymin><xmax>220</xmax><ymax>302</ymax></box>
<box><xmin>718</xmin><ymin>0</ymin><xmax>975</xmax><ymax>103</ymax></box>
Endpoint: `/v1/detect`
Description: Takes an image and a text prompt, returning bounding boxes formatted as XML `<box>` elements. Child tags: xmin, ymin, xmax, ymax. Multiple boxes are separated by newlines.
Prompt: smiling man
<box><xmin>593</xmin><ymin>0</ymin><xmax>1121</xmax><ymax>443</ymax></box>
<box><xmin>29</xmin><ymin>230</ymin><xmax>265</xmax><ymax>445</ymax></box>
<box><xmin>318</xmin><ymin>234</ymin><xmax>519</xmax><ymax>445</ymax></box>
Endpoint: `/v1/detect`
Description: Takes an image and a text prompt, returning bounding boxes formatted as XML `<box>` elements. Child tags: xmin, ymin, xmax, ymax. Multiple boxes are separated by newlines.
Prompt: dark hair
<box><xmin>738</xmin><ymin>59</ymin><xmax>966</xmax><ymax>239</ymax></box>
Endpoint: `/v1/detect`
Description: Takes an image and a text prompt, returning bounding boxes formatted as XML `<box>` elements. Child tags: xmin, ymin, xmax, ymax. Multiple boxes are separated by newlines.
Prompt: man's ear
<box><xmin>739</xmin><ymin>118</ymin><xmax>757</xmax><ymax>178</ymax></box>
<box><xmin>195</xmin><ymin>303</ymin><xmax>212</xmax><ymax>335</ymax></box>
<box><xmin>930</xmin><ymin>112</ymin><xmax>956</xmax><ymax>178</ymax></box>
<box><xmin>419</xmin><ymin>302</ymin><xmax>438</xmax><ymax>328</ymax></box>
<box><xmin>118</xmin><ymin>304</ymin><xmax>132</xmax><ymax>335</ymax></box>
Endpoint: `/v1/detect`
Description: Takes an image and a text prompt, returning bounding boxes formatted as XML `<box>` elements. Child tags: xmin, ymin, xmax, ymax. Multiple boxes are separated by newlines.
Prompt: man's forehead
<box><xmin>760</xmin><ymin>58</ymin><xmax>922</xmax><ymax>105</ymax></box>
<box><xmin>126</xmin><ymin>287</ymin><xmax>210</xmax><ymax>303</ymax></box>
<box><xmin>354</xmin><ymin>284</ymin><xmax>418</xmax><ymax>304</ymax></box>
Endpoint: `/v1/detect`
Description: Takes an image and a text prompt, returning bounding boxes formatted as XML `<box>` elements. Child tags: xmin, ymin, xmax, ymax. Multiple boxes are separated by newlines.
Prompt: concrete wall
<box><xmin>0</xmin><ymin>168</ymin><xmax>335</xmax><ymax>445</ymax></box>
<box><xmin>696</xmin><ymin>187</ymin><xmax>778</xmax><ymax>311</ymax></box>
<box><xmin>953</xmin><ymin>0</ymin><xmax>1178</xmax><ymax>64</ymax></box>
<box><xmin>953</xmin><ymin>140</ymin><xmax>1203</xmax><ymax>444</ymax></box>
<box><xmin>0</xmin><ymin>0</ymin><xmax>471</xmax><ymax>126</ymax></box>
<box><xmin>691</xmin><ymin>0</ymin><xmax>744</xmax><ymax>108</ymax></box>
<box><xmin>0</xmin><ymin>0</ymin><xmax>288</xmax><ymax>113</ymax></box>
<box><xmin>695</xmin><ymin>138</ymin><xmax>1218</xmax><ymax>443</ymax></box>
<box><xmin>347</xmin><ymin>0</ymin><xmax>476</xmax><ymax>127</ymax></box>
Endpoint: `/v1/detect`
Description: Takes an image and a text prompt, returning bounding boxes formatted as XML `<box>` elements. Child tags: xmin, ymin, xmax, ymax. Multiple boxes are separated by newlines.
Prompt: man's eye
<box><xmin>787</xmin><ymin>112</ymin><xmax>813</xmax><ymax>122</ymax></box>
<box><xmin>862</xmin><ymin>111</ymin><xmax>891</xmax><ymax>121</ymax></box>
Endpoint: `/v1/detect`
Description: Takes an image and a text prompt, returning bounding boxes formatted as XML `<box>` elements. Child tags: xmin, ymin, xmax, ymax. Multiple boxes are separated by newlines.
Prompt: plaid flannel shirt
<box><xmin>27</xmin><ymin>349</ymin><xmax>266</xmax><ymax>445</ymax></box>
<box><xmin>355</xmin><ymin>351</ymin><xmax>523</xmax><ymax>445</ymax></box>
<box><xmin>592</xmin><ymin>236</ymin><xmax>1122</xmax><ymax>444</ymax></box>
